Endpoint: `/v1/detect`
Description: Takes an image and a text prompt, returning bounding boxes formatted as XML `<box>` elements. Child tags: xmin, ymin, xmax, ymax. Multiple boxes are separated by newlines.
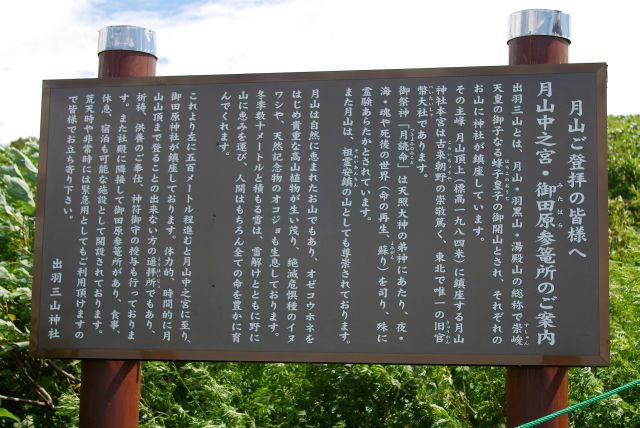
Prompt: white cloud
<box><xmin>0</xmin><ymin>0</ymin><xmax>637</xmax><ymax>145</ymax></box>
<box><xmin>155</xmin><ymin>0</ymin><xmax>639</xmax><ymax>117</ymax></box>
<box><xmin>0</xmin><ymin>0</ymin><xmax>96</xmax><ymax>144</ymax></box>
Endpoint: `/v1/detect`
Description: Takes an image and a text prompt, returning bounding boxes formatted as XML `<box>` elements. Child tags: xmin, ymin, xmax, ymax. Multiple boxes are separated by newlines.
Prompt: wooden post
<box><xmin>78</xmin><ymin>26</ymin><xmax>157</xmax><ymax>428</ymax></box>
<box><xmin>506</xmin><ymin>10</ymin><xmax>570</xmax><ymax>428</ymax></box>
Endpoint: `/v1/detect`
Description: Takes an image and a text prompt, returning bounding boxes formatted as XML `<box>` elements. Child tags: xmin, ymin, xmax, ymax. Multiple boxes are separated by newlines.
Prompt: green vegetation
<box><xmin>1</xmin><ymin>116</ymin><xmax>639</xmax><ymax>427</ymax></box>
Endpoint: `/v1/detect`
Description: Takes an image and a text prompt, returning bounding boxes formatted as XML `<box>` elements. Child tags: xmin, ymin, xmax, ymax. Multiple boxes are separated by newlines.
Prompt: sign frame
<box><xmin>31</xmin><ymin>63</ymin><xmax>609</xmax><ymax>366</ymax></box>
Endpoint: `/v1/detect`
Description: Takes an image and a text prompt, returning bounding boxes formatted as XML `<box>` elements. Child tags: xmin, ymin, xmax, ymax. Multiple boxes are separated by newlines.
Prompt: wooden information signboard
<box><xmin>31</xmin><ymin>63</ymin><xmax>608</xmax><ymax>366</ymax></box>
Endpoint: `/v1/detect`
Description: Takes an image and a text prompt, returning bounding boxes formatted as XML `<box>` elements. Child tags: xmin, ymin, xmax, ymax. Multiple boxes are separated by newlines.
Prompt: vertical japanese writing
<box><xmin>472</xmin><ymin>84</ymin><xmax>487</xmax><ymax>239</ymax></box>
<box><xmin>127</xmin><ymin>106</ymin><xmax>142</xmax><ymax>341</ymax></box>
<box><xmin>304</xmin><ymin>88</ymin><xmax>321</xmax><ymax>344</ymax></box>
<box><xmin>74</xmin><ymin>93</ymin><xmax>96</xmax><ymax>340</ymax></box>
<box><xmin>339</xmin><ymin>87</ymin><xmax>354</xmax><ymax>344</ymax></box>
<box><xmin>490</xmin><ymin>83</ymin><xmax>506</xmax><ymax>345</ymax></box>
<box><xmin>128</xmin><ymin>92</ymin><xmax>147</xmax><ymax>341</ymax></box>
<box><xmin>108</xmin><ymin>94</ymin><xmax>125</xmax><ymax>337</ymax></box>
<box><xmin>145</xmin><ymin>91</ymin><xmax>163</xmax><ymax>334</ymax></box>
<box><xmin>249</xmin><ymin>245</ymin><xmax>262</xmax><ymax>343</ymax></box>
<box><xmin>218</xmin><ymin>92</ymin><xmax>231</xmax><ymax>156</ymax></box>
<box><xmin>509</xmin><ymin>82</ymin><xmax>528</xmax><ymax>346</ymax></box>
<box><xmin>376</xmin><ymin>86</ymin><xmax>392</xmax><ymax>343</ymax></box>
<box><xmin>92</xmin><ymin>93</ymin><xmax>111</xmax><ymax>336</ymax></box>
<box><xmin>432</xmin><ymin>83</ymin><xmax>450</xmax><ymax>345</ymax></box>
<box><xmin>64</xmin><ymin>96</ymin><xmax>78</xmax><ymax>217</ymax></box>
<box><xmin>232</xmin><ymin>174</ymin><xmax>246</xmax><ymax>343</ymax></box>
<box><xmin>127</xmin><ymin>190</ymin><xmax>142</xmax><ymax>341</ymax></box>
<box><xmin>286</xmin><ymin>255</ymin><xmax>299</xmax><ymax>343</ymax></box>
<box><xmin>394</xmin><ymin>85</ymin><xmax>411</xmax><ymax>342</ymax></box>
<box><xmin>224</xmin><ymin>87</ymin><xmax>328</xmax><ymax>346</ymax></box>
<box><xmin>567</xmin><ymin>99</ymin><xmax>588</xmax><ymax>258</ymax></box>
<box><xmin>40</xmin><ymin>70</ymin><xmax>602</xmax><ymax>359</ymax></box>
<box><xmin>268</xmin><ymin>90</ymin><xmax>285</xmax><ymax>339</ymax></box>
<box><xmin>452</xmin><ymin>84</ymin><xmax>467</xmax><ymax>344</ymax></box>
<box><xmin>359</xmin><ymin>87</ymin><xmax>373</xmax><ymax>219</ymax></box>
<box><xmin>415</xmin><ymin>85</ymin><xmax>432</xmax><ymax>177</ymax></box>
<box><xmin>47</xmin><ymin>258</ymin><xmax>63</xmax><ymax>339</ymax></box>
<box><xmin>286</xmin><ymin>89</ymin><xmax>303</xmax><ymax>342</ymax></box>
<box><xmin>160</xmin><ymin>91</ymin><xmax>182</xmax><ymax>342</ymax></box>
<box><xmin>535</xmin><ymin>81</ymin><xmax>558</xmax><ymax>346</ymax></box>
<box><xmin>249</xmin><ymin>90</ymin><xmax>265</xmax><ymax>344</ymax></box>
<box><xmin>180</xmin><ymin>92</ymin><xmax>197</xmax><ymax>343</ymax></box>
<box><xmin>236</xmin><ymin>90</ymin><xmax>249</xmax><ymax>164</ymax></box>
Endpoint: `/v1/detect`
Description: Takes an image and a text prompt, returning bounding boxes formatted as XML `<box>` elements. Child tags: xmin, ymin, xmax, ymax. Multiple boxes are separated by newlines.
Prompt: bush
<box><xmin>608</xmin><ymin>115</ymin><xmax>640</xmax><ymax>221</ymax></box>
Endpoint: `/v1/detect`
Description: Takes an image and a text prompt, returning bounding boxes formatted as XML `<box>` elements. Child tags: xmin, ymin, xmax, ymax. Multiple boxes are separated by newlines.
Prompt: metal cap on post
<box><xmin>508</xmin><ymin>9</ymin><xmax>571</xmax><ymax>65</ymax></box>
<box><xmin>98</xmin><ymin>25</ymin><xmax>157</xmax><ymax>57</ymax></box>
<box><xmin>97</xmin><ymin>25</ymin><xmax>157</xmax><ymax>78</ymax></box>
<box><xmin>508</xmin><ymin>9</ymin><xmax>571</xmax><ymax>42</ymax></box>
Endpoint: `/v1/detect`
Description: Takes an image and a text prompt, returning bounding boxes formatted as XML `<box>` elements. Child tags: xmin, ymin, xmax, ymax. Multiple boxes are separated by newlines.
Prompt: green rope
<box><xmin>516</xmin><ymin>378</ymin><xmax>640</xmax><ymax>428</ymax></box>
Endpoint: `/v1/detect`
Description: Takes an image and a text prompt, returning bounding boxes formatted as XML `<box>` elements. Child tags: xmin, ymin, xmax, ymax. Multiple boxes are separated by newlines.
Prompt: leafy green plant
<box><xmin>568</xmin><ymin>254</ymin><xmax>640</xmax><ymax>426</ymax></box>
<box><xmin>608</xmin><ymin>115</ymin><xmax>640</xmax><ymax>221</ymax></box>
<box><xmin>0</xmin><ymin>408</ymin><xmax>19</xmax><ymax>423</ymax></box>
<box><xmin>0</xmin><ymin>138</ymin><xmax>79</xmax><ymax>428</ymax></box>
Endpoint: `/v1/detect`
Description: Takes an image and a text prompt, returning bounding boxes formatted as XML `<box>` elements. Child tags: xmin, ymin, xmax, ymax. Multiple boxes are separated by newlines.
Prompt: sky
<box><xmin>0</xmin><ymin>0</ymin><xmax>638</xmax><ymax>145</ymax></box>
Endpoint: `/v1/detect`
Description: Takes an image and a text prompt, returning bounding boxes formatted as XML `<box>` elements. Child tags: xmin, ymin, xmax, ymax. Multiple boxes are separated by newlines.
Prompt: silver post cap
<box><xmin>508</xmin><ymin>9</ymin><xmax>571</xmax><ymax>43</ymax></box>
<box><xmin>98</xmin><ymin>25</ymin><xmax>157</xmax><ymax>57</ymax></box>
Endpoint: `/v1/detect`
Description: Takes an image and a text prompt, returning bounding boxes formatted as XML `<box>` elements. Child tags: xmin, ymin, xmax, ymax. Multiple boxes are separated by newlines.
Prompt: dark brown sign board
<box><xmin>31</xmin><ymin>63</ymin><xmax>608</xmax><ymax>366</ymax></box>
